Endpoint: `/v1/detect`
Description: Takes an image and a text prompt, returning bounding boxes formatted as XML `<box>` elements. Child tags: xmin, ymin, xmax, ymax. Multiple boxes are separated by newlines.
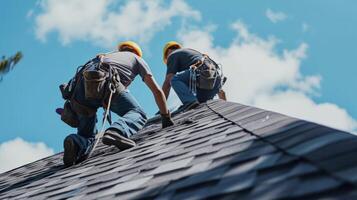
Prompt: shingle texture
<box><xmin>1</xmin><ymin>100</ymin><xmax>357</xmax><ymax>199</ymax></box>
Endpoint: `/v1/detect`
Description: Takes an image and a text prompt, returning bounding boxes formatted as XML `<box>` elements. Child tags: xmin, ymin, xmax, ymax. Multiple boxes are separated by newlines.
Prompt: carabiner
<box><xmin>109</xmin><ymin>83</ymin><xmax>116</xmax><ymax>93</ymax></box>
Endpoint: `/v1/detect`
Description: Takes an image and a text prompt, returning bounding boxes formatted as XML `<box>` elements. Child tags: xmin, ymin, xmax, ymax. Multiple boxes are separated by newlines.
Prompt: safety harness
<box><xmin>188</xmin><ymin>53</ymin><xmax>225</xmax><ymax>94</ymax></box>
<box><xmin>60</xmin><ymin>57</ymin><xmax>125</xmax><ymax>159</ymax></box>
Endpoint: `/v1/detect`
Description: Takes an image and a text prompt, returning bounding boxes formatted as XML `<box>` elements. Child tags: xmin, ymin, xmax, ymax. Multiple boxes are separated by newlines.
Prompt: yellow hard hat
<box><xmin>163</xmin><ymin>41</ymin><xmax>182</xmax><ymax>64</ymax></box>
<box><xmin>118</xmin><ymin>41</ymin><xmax>143</xmax><ymax>57</ymax></box>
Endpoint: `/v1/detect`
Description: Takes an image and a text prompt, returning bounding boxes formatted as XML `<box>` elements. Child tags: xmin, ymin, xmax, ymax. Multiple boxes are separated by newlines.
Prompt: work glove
<box><xmin>161</xmin><ymin>112</ymin><xmax>174</xmax><ymax>128</ymax></box>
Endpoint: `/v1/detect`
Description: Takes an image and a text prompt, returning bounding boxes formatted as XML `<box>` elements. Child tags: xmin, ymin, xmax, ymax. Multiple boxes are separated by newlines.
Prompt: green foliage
<box><xmin>0</xmin><ymin>51</ymin><xmax>23</xmax><ymax>81</ymax></box>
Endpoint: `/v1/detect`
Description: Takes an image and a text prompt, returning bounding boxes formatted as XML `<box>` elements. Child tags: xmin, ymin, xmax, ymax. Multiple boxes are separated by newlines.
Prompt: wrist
<box><xmin>160</xmin><ymin>111</ymin><xmax>171</xmax><ymax>117</ymax></box>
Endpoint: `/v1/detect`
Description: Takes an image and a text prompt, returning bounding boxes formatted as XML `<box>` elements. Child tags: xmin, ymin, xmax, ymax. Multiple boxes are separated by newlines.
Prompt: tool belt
<box><xmin>189</xmin><ymin>55</ymin><xmax>221</xmax><ymax>93</ymax></box>
<box><xmin>59</xmin><ymin>58</ymin><xmax>125</xmax><ymax>127</ymax></box>
<box><xmin>60</xmin><ymin>101</ymin><xmax>79</xmax><ymax>128</ymax></box>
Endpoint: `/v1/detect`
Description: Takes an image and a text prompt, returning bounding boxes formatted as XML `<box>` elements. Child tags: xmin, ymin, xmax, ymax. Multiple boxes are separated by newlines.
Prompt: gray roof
<box><xmin>1</xmin><ymin>100</ymin><xmax>357</xmax><ymax>199</ymax></box>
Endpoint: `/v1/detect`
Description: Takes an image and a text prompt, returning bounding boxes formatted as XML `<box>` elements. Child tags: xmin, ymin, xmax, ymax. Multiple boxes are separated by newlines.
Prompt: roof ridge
<box><xmin>206</xmin><ymin>100</ymin><xmax>357</xmax><ymax>188</ymax></box>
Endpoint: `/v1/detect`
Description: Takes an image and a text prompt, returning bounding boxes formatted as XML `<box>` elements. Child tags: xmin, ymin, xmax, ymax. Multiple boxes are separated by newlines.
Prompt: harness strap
<box><xmin>189</xmin><ymin>56</ymin><xmax>207</xmax><ymax>94</ymax></box>
<box><xmin>189</xmin><ymin>68</ymin><xmax>197</xmax><ymax>95</ymax></box>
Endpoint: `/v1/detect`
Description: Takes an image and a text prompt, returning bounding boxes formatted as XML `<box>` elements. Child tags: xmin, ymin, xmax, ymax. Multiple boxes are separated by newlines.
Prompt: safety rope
<box><xmin>85</xmin><ymin>58</ymin><xmax>117</xmax><ymax>160</ymax></box>
<box><xmin>86</xmin><ymin>83</ymin><xmax>116</xmax><ymax>160</ymax></box>
<box><xmin>189</xmin><ymin>56</ymin><xmax>207</xmax><ymax>95</ymax></box>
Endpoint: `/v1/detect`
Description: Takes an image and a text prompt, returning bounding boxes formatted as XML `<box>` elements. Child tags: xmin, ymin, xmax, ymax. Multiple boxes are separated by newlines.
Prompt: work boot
<box><xmin>187</xmin><ymin>101</ymin><xmax>200</xmax><ymax>110</ymax></box>
<box><xmin>176</xmin><ymin>101</ymin><xmax>200</xmax><ymax>113</ymax></box>
<box><xmin>102</xmin><ymin>129</ymin><xmax>136</xmax><ymax>150</ymax></box>
<box><xmin>63</xmin><ymin>136</ymin><xmax>79</xmax><ymax>167</ymax></box>
<box><xmin>183</xmin><ymin>100</ymin><xmax>200</xmax><ymax>111</ymax></box>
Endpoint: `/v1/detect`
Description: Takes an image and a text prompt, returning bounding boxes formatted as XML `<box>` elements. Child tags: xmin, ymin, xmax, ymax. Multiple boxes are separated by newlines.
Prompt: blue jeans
<box><xmin>171</xmin><ymin>69</ymin><xmax>221</xmax><ymax>105</ymax></box>
<box><xmin>66</xmin><ymin>81</ymin><xmax>147</xmax><ymax>156</ymax></box>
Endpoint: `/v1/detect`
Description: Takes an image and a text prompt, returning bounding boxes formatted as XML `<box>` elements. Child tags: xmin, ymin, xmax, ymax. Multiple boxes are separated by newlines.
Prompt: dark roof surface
<box><xmin>1</xmin><ymin>100</ymin><xmax>357</xmax><ymax>199</ymax></box>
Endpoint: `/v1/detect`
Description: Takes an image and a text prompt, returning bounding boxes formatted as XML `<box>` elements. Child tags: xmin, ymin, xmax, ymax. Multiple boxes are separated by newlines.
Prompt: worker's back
<box><xmin>166</xmin><ymin>48</ymin><xmax>203</xmax><ymax>74</ymax></box>
<box><xmin>102</xmin><ymin>51</ymin><xmax>151</xmax><ymax>87</ymax></box>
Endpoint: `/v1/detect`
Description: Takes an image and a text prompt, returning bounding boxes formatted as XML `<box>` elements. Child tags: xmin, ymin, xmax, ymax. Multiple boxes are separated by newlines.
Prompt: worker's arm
<box><xmin>218</xmin><ymin>89</ymin><xmax>227</xmax><ymax>101</ymax></box>
<box><xmin>144</xmin><ymin>74</ymin><xmax>170</xmax><ymax>114</ymax></box>
<box><xmin>162</xmin><ymin>73</ymin><xmax>174</xmax><ymax>99</ymax></box>
<box><xmin>144</xmin><ymin>74</ymin><xmax>174</xmax><ymax>128</ymax></box>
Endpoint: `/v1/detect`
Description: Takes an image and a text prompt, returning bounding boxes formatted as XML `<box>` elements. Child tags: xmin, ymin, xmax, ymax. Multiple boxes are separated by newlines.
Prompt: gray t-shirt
<box><xmin>102</xmin><ymin>51</ymin><xmax>152</xmax><ymax>87</ymax></box>
<box><xmin>166</xmin><ymin>48</ymin><xmax>203</xmax><ymax>75</ymax></box>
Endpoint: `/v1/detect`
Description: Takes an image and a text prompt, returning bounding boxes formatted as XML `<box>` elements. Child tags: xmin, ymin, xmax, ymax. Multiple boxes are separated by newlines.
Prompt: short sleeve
<box><xmin>135</xmin><ymin>57</ymin><xmax>152</xmax><ymax>81</ymax></box>
<box><xmin>166</xmin><ymin>53</ymin><xmax>179</xmax><ymax>75</ymax></box>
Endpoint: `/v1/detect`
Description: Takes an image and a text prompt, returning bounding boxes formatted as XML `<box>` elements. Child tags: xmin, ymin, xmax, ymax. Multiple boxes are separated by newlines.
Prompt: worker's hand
<box><xmin>161</xmin><ymin>112</ymin><xmax>174</xmax><ymax>128</ymax></box>
<box><xmin>218</xmin><ymin>89</ymin><xmax>227</xmax><ymax>101</ymax></box>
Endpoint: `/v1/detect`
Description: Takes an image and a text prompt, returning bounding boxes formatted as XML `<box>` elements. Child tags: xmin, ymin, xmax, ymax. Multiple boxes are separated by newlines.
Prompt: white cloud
<box><xmin>266</xmin><ymin>8</ymin><xmax>287</xmax><ymax>23</ymax></box>
<box><xmin>254</xmin><ymin>91</ymin><xmax>357</xmax><ymax>131</ymax></box>
<box><xmin>176</xmin><ymin>20</ymin><xmax>357</xmax><ymax>132</ymax></box>
<box><xmin>0</xmin><ymin>138</ymin><xmax>54</xmax><ymax>173</ymax></box>
<box><xmin>34</xmin><ymin>0</ymin><xmax>200</xmax><ymax>47</ymax></box>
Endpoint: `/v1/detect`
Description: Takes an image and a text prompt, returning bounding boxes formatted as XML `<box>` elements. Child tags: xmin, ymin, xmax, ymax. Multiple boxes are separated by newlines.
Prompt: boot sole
<box><xmin>63</xmin><ymin>137</ymin><xmax>78</xmax><ymax>167</ymax></box>
<box><xmin>102</xmin><ymin>133</ymin><xmax>136</xmax><ymax>151</ymax></box>
<box><xmin>184</xmin><ymin>102</ymin><xmax>200</xmax><ymax>111</ymax></box>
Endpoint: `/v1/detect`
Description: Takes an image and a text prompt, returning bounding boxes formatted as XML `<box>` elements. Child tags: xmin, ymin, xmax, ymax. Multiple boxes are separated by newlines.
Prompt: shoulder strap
<box><xmin>68</xmin><ymin>57</ymin><xmax>98</xmax><ymax>99</ymax></box>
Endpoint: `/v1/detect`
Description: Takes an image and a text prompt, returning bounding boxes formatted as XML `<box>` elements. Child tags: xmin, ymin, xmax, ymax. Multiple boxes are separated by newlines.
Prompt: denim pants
<box><xmin>66</xmin><ymin>81</ymin><xmax>147</xmax><ymax>156</ymax></box>
<box><xmin>171</xmin><ymin>69</ymin><xmax>221</xmax><ymax>105</ymax></box>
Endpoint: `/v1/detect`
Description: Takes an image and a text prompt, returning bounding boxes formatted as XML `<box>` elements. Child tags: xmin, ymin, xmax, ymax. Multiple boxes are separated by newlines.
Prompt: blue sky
<box><xmin>0</xmin><ymin>0</ymin><xmax>356</xmax><ymax>172</ymax></box>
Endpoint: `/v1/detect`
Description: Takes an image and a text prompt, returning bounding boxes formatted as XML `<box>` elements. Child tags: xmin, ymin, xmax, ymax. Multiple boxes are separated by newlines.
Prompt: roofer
<box><xmin>162</xmin><ymin>41</ymin><xmax>227</xmax><ymax>110</ymax></box>
<box><xmin>58</xmin><ymin>41</ymin><xmax>174</xmax><ymax>166</ymax></box>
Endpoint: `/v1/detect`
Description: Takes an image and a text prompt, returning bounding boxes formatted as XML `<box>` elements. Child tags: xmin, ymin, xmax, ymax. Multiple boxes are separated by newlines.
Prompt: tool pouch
<box><xmin>197</xmin><ymin>58</ymin><xmax>219</xmax><ymax>90</ymax></box>
<box><xmin>82</xmin><ymin>67</ymin><xmax>107</xmax><ymax>100</ymax></box>
<box><xmin>70</xmin><ymin>98</ymin><xmax>97</xmax><ymax>117</ymax></box>
<box><xmin>112</xmin><ymin>73</ymin><xmax>126</xmax><ymax>94</ymax></box>
<box><xmin>61</xmin><ymin>101</ymin><xmax>79</xmax><ymax>128</ymax></box>
<box><xmin>59</xmin><ymin>81</ymin><xmax>73</xmax><ymax>100</ymax></box>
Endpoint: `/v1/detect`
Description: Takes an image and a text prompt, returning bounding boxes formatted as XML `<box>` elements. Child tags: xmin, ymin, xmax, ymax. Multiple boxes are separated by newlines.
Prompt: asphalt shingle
<box><xmin>1</xmin><ymin>100</ymin><xmax>357</xmax><ymax>199</ymax></box>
